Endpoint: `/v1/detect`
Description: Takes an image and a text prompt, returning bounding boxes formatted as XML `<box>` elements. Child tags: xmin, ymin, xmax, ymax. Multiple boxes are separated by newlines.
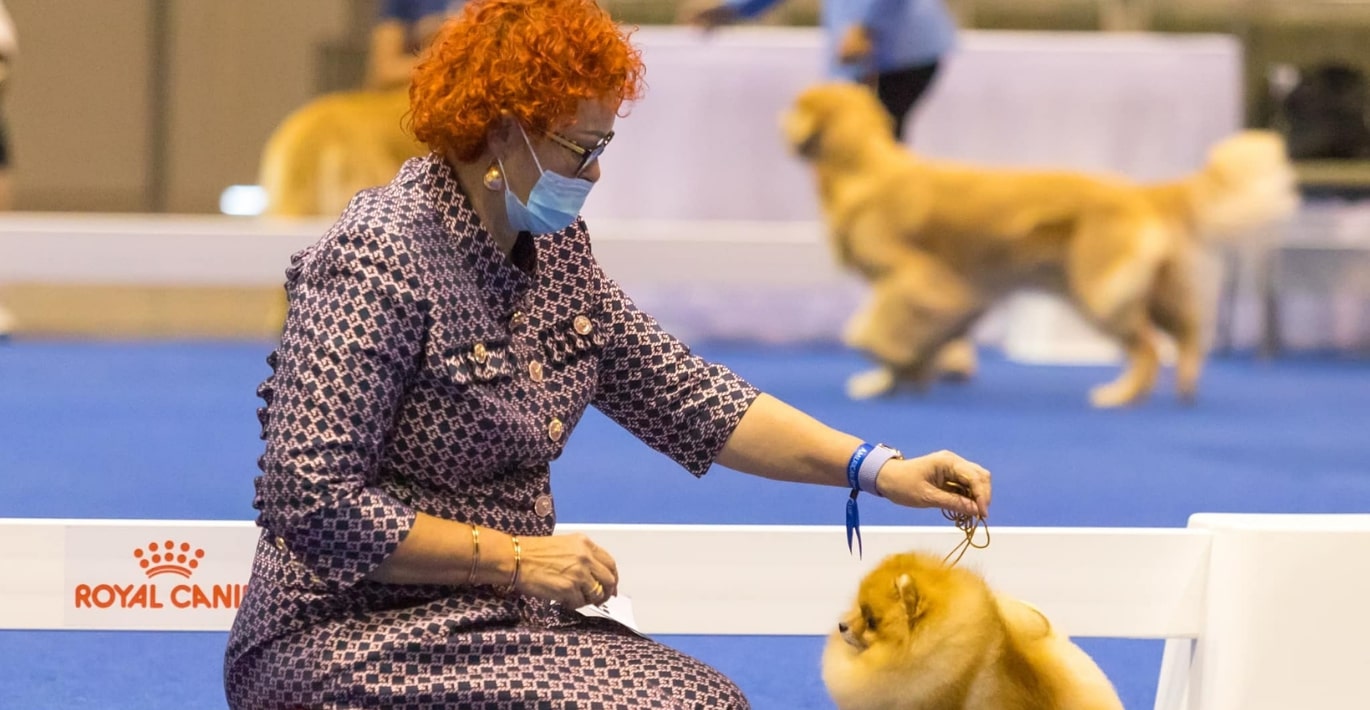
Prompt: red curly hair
<box><xmin>407</xmin><ymin>0</ymin><xmax>646</xmax><ymax>162</ymax></box>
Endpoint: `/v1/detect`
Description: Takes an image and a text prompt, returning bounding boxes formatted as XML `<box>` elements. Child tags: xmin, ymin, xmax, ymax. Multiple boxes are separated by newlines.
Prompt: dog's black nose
<box><xmin>837</xmin><ymin>622</ymin><xmax>849</xmax><ymax>633</ymax></box>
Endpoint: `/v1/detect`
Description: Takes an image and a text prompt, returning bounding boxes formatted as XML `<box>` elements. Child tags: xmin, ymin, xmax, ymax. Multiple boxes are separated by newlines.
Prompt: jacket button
<box><xmin>534</xmin><ymin>495</ymin><xmax>553</xmax><ymax>517</ymax></box>
<box><xmin>511</xmin><ymin>311</ymin><xmax>527</xmax><ymax>328</ymax></box>
<box><xmin>573</xmin><ymin>315</ymin><xmax>593</xmax><ymax>336</ymax></box>
<box><xmin>472</xmin><ymin>342</ymin><xmax>489</xmax><ymax>364</ymax></box>
<box><xmin>528</xmin><ymin>361</ymin><xmax>544</xmax><ymax>383</ymax></box>
<box><xmin>547</xmin><ymin>418</ymin><xmax>564</xmax><ymax>442</ymax></box>
<box><xmin>274</xmin><ymin>536</ymin><xmax>287</xmax><ymax>551</ymax></box>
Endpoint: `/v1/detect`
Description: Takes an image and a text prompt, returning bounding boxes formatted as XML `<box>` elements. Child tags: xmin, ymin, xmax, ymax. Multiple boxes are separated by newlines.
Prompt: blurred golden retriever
<box><xmin>822</xmin><ymin>551</ymin><xmax>1125</xmax><ymax>710</ymax></box>
<box><xmin>258</xmin><ymin>88</ymin><xmax>426</xmax><ymax>218</ymax></box>
<box><xmin>782</xmin><ymin>83</ymin><xmax>1299</xmax><ymax>407</ymax></box>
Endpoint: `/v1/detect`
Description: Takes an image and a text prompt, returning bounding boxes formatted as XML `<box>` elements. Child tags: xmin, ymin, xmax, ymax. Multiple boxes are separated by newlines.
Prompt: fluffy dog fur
<box><xmin>258</xmin><ymin>88</ymin><xmax>427</xmax><ymax>218</ymax></box>
<box><xmin>782</xmin><ymin>83</ymin><xmax>1300</xmax><ymax>407</ymax></box>
<box><xmin>822</xmin><ymin>551</ymin><xmax>1124</xmax><ymax>710</ymax></box>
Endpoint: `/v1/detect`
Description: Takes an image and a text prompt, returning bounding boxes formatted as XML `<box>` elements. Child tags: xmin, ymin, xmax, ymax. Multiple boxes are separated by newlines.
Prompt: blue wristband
<box><xmin>846</xmin><ymin>444</ymin><xmax>874</xmax><ymax>491</ymax></box>
<box><xmin>858</xmin><ymin>444</ymin><xmax>902</xmax><ymax>498</ymax></box>
<box><xmin>844</xmin><ymin>443</ymin><xmax>880</xmax><ymax>558</ymax></box>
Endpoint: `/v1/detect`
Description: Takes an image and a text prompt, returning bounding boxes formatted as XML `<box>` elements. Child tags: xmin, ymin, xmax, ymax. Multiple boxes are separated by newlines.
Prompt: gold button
<box><xmin>547</xmin><ymin>418</ymin><xmax>564</xmax><ymax>442</ymax></box>
<box><xmin>472</xmin><ymin>343</ymin><xmax>488</xmax><ymax>364</ymax></box>
<box><xmin>528</xmin><ymin>361</ymin><xmax>545</xmax><ymax>383</ymax></box>
<box><xmin>534</xmin><ymin>494</ymin><xmax>554</xmax><ymax>517</ymax></box>
<box><xmin>274</xmin><ymin>536</ymin><xmax>286</xmax><ymax>551</ymax></box>
<box><xmin>573</xmin><ymin>315</ymin><xmax>593</xmax><ymax>336</ymax></box>
<box><xmin>511</xmin><ymin>311</ymin><xmax>527</xmax><ymax>328</ymax></box>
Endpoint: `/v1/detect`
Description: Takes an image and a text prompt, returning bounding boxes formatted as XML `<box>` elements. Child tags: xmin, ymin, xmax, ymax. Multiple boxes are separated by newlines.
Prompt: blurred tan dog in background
<box><xmin>822</xmin><ymin>551</ymin><xmax>1125</xmax><ymax>710</ymax></box>
<box><xmin>258</xmin><ymin>88</ymin><xmax>426</xmax><ymax>218</ymax></box>
<box><xmin>782</xmin><ymin>82</ymin><xmax>1299</xmax><ymax>407</ymax></box>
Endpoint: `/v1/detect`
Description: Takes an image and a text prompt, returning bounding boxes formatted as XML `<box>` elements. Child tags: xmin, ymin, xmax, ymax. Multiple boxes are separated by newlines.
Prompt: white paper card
<box><xmin>576</xmin><ymin>595</ymin><xmax>643</xmax><ymax>636</ymax></box>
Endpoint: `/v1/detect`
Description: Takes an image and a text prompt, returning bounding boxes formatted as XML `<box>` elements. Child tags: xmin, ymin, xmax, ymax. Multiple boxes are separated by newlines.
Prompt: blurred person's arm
<box><xmin>366</xmin><ymin>20</ymin><xmax>421</xmax><ymax>90</ymax></box>
<box><xmin>838</xmin><ymin>0</ymin><xmax>897</xmax><ymax>65</ymax></box>
<box><xmin>0</xmin><ymin>0</ymin><xmax>16</xmax><ymax>85</ymax></box>
<box><xmin>681</xmin><ymin>0</ymin><xmax>784</xmax><ymax>29</ymax></box>
<box><xmin>366</xmin><ymin>0</ymin><xmax>447</xmax><ymax>90</ymax></box>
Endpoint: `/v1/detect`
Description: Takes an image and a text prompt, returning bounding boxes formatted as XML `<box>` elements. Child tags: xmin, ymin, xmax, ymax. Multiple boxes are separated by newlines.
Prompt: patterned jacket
<box><xmin>225</xmin><ymin>154</ymin><xmax>760</xmax><ymax>666</ymax></box>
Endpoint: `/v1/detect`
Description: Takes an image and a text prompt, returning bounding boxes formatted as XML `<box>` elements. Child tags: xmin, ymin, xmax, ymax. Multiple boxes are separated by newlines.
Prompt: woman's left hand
<box><xmin>874</xmin><ymin>450</ymin><xmax>991</xmax><ymax>519</ymax></box>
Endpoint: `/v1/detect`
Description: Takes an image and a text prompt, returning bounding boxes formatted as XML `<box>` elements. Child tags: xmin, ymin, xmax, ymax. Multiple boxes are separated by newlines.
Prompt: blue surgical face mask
<box><xmin>501</xmin><ymin>124</ymin><xmax>594</xmax><ymax>235</ymax></box>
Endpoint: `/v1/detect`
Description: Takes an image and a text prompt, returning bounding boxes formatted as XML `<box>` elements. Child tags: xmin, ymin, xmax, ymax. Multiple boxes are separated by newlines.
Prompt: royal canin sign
<box><xmin>73</xmin><ymin>539</ymin><xmax>244</xmax><ymax>610</ymax></box>
<box><xmin>63</xmin><ymin>524</ymin><xmax>257</xmax><ymax>630</ymax></box>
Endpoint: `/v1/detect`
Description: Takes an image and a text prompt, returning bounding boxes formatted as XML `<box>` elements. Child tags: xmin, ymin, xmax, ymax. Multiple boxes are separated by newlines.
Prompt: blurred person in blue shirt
<box><xmin>367</xmin><ymin>0</ymin><xmax>465</xmax><ymax>89</ymax></box>
<box><xmin>685</xmin><ymin>0</ymin><xmax>957</xmax><ymax>141</ymax></box>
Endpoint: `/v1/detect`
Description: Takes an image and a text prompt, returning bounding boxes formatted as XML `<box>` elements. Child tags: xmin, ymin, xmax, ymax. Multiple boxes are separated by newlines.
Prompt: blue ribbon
<box><xmin>844</xmin><ymin>444</ymin><xmax>874</xmax><ymax>557</ymax></box>
<box><xmin>846</xmin><ymin>489</ymin><xmax>862</xmax><ymax>557</ymax></box>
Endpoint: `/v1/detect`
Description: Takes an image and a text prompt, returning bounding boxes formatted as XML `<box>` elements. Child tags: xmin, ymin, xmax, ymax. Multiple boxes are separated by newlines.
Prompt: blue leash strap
<box><xmin>846</xmin><ymin>489</ymin><xmax>863</xmax><ymax>557</ymax></box>
<box><xmin>845</xmin><ymin>444</ymin><xmax>874</xmax><ymax>558</ymax></box>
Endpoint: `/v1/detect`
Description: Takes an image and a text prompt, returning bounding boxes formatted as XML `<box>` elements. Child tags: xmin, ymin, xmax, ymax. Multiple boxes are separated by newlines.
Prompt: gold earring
<box><xmin>482</xmin><ymin>162</ymin><xmax>504</xmax><ymax>192</ymax></box>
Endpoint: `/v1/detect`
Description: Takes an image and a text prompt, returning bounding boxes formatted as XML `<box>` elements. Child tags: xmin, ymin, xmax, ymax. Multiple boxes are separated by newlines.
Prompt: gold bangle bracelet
<box><xmin>505</xmin><ymin>535</ymin><xmax>522</xmax><ymax>595</ymax></box>
<box><xmin>466</xmin><ymin>524</ymin><xmax>480</xmax><ymax>586</ymax></box>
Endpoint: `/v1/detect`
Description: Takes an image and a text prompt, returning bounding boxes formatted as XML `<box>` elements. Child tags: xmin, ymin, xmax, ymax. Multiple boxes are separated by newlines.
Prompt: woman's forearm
<box><xmin>714</xmin><ymin>393</ymin><xmax>864</xmax><ymax>487</ymax></box>
<box><xmin>367</xmin><ymin>512</ymin><xmax>517</xmax><ymax>586</ymax></box>
<box><xmin>368</xmin><ymin>513</ymin><xmax>620</xmax><ymax>608</ymax></box>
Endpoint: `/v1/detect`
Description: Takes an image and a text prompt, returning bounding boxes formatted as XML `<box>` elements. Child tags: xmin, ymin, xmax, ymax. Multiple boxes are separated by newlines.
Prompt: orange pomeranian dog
<box><xmin>822</xmin><ymin>551</ymin><xmax>1124</xmax><ymax>710</ymax></box>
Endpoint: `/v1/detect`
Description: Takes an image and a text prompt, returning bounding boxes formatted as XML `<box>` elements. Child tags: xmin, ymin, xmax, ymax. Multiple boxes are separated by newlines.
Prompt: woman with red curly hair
<box><xmin>225</xmin><ymin>0</ymin><xmax>991</xmax><ymax>707</ymax></box>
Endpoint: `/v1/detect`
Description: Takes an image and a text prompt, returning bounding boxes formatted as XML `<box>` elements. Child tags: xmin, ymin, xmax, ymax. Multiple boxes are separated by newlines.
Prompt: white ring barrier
<box><xmin>1</xmin><ymin>514</ymin><xmax>1367</xmax><ymax>709</ymax></box>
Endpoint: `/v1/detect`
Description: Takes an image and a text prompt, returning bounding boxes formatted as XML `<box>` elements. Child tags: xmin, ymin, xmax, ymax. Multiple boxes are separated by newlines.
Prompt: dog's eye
<box><xmin>861</xmin><ymin>605</ymin><xmax>879</xmax><ymax>631</ymax></box>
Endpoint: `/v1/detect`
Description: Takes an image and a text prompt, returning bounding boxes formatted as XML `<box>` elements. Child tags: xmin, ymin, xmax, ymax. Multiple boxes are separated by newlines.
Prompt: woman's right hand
<box><xmin>514</xmin><ymin>533</ymin><xmax>618</xmax><ymax>608</ymax></box>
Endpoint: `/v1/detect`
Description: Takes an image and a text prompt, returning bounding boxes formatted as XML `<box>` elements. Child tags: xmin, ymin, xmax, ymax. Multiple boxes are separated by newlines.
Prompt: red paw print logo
<box><xmin>133</xmin><ymin>540</ymin><xmax>206</xmax><ymax>578</ymax></box>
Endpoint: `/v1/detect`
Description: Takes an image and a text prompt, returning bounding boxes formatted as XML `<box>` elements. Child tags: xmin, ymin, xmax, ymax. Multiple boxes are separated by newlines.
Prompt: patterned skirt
<box><xmin>225</xmin><ymin>615</ymin><xmax>750</xmax><ymax>709</ymax></box>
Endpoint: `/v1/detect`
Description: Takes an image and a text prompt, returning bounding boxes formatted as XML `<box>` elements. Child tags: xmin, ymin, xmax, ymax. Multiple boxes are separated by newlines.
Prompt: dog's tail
<box><xmin>1148</xmin><ymin>130</ymin><xmax>1300</xmax><ymax>244</ymax></box>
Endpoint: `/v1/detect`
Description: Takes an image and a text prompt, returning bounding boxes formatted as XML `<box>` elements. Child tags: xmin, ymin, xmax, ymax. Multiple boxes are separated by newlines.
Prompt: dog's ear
<box><xmin>895</xmin><ymin>573</ymin><xmax>920</xmax><ymax>621</ymax></box>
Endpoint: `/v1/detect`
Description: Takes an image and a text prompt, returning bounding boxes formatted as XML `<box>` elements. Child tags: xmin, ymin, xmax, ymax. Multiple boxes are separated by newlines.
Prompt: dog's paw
<box><xmin>934</xmin><ymin>340</ymin><xmax>978</xmax><ymax>383</ymax></box>
<box><xmin>846</xmin><ymin>368</ymin><xmax>897</xmax><ymax>400</ymax></box>
<box><xmin>1088</xmin><ymin>381</ymin><xmax>1141</xmax><ymax>409</ymax></box>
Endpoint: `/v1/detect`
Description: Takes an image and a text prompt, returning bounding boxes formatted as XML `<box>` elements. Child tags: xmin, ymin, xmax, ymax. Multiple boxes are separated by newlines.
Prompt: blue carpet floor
<box><xmin>2</xmin><ymin>340</ymin><xmax>1368</xmax><ymax>709</ymax></box>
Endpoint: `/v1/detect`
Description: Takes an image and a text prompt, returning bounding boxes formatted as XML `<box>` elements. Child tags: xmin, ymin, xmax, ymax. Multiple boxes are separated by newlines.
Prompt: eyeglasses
<box><xmin>545</xmin><ymin>130</ymin><xmax>615</xmax><ymax>177</ymax></box>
